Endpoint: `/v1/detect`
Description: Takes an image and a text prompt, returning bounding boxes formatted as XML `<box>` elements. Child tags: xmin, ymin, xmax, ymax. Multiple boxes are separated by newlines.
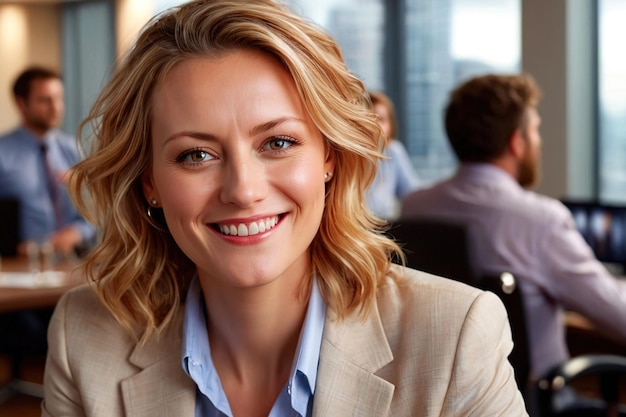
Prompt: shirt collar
<box><xmin>289</xmin><ymin>276</ymin><xmax>325</xmax><ymax>414</ymax></box>
<box><xmin>181</xmin><ymin>275</ymin><xmax>326</xmax><ymax>417</ymax></box>
<box><xmin>17</xmin><ymin>126</ymin><xmax>56</xmax><ymax>146</ymax></box>
<box><xmin>457</xmin><ymin>162</ymin><xmax>521</xmax><ymax>189</ymax></box>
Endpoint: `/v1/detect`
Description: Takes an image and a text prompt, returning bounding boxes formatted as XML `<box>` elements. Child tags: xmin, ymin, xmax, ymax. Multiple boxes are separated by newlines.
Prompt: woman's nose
<box><xmin>219</xmin><ymin>155</ymin><xmax>269</xmax><ymax>208</ymax></box>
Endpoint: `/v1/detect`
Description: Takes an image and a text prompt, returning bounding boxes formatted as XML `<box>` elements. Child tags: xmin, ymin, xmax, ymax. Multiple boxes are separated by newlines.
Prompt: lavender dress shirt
<box><xmin>401</xmin><ymin>163</ymin><xmax>626</xmax><ymax>377</ymax></box>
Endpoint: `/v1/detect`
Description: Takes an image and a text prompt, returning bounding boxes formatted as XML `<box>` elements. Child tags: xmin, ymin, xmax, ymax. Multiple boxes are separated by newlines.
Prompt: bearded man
<box><xmin>400</xmin><ymin>74</ymin><xmax>626</xmax><ymax>381</ymax></box>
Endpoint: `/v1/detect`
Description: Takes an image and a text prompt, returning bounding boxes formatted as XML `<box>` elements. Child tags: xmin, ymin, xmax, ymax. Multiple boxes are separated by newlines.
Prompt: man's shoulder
<box><xmin>52</xmin><ymin>128</ymin><xmax>75</xmax><ymax>140</ymax></box>
<box><xmin>50</xmin><ymin>129</ymin><xmax>77</xmax><ymax>146</ymax></box>
<box><xmin>0</xmin><ymin>127</ymin><xmax>23</xmax><ymax>144</ymax></box>
<box><xmin>49</xmin><ymin>129</ymin><xmax>81</xmax><ymax>161</ymax></box>
<box><xmin>401</xmin><ymin>179</ymin><xmax>450</xmax><ymax>212</ymax></box>
<box><xmin>403</xmin><ymin>175</ymin><xmax>569</xmax><ymax>223</ymax></box>
<box><xmin>513</xmin><ymin>188</ymin><xmax>571</xmax><ymax>222</ymax></box>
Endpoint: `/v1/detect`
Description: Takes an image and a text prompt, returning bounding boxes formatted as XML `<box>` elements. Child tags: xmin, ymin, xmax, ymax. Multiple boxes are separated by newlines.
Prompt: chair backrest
<box><xmin>387</xmin><ymin>218</ymin><xmax>479</xmax><ymax>284</ymax></box>
<box><xmin>0</xmin><ymin>198</ymin><xmax>20</xmax><ymax>257</ymax></box>
<box><xmin>478</xmin><ymin>272</ymin><xmax>533</xmax><ymax>400</ymax></box>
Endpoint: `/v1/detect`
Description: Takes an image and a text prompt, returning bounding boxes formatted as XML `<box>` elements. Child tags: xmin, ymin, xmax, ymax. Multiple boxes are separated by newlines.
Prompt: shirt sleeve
<box><xmin>540</xmin><ymin>210</ymin><xmax>626</xmax><ymax>342</ymax></box>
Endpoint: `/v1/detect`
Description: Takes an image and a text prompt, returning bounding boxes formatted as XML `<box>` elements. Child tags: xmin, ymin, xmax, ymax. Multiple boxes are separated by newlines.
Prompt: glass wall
<box><xmin>61</xmin><ymin>0</ymin><xmax>115</xmax><ymax>138</ymax></box>
<box><xmin>598</xmin><ymin>0</ymin><xmax>626</xmax><ymax>203</ymax></box>
<box><xmin>405</xmin><ymin>0</ymin><xmax>519</xmax><ymax>183</ymax></box>
<box><xmin>281</xmin><ymin>0</ymin><xmax>386</xmax><ymax>91</ymax></box>
<box><xmin>281</xmin><ymin>0</ymin><xmax>520</xmax><ymax>185</ymax></box>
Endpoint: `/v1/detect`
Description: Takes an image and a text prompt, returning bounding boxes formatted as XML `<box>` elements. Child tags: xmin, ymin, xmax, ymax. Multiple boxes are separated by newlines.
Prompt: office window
<box><xmin>282</xmin><ymin>0</ymin><xmax>519</xmax><ymax>185</ymax></box>
<box><xmin>153</xmin><ymin>0</ymin><xmax>188</xmax><ymax>14</ymax></box>
<box><xmin>598</xmin><ymin>0</ymin><xmax>626</xmax><ymax>203</ymax></box>
<box><xmin>404</xmin><ymin>0</ymin><xmax>520</xmax><ymax>183</ymax></box>
<box><xmin>281</xmin><ymin>0</ymin><xmax>385</xmax><ymax>91</ymax></box>
<box><xmin>62</xmin><ymin>0</ymin><xmax>115</xmax><ymax>136</ymax></box>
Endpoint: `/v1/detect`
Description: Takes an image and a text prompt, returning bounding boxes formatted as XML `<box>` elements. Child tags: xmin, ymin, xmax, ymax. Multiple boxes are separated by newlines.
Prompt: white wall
<box><xmin>522</xmin><ymin>0</ymin><xmax>596</xmax><ymax>200</ymax></box>
<box><xmin>0</xmin><ymin>4</ymin><xmax>61</xmax><ymax>133</ymax></box>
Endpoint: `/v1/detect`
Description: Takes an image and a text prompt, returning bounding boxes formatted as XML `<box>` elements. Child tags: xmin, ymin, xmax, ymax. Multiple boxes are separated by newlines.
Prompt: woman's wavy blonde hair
<box><xmin>71</xmin><ymin>0</ymin><xmax>404</xmax><ymax>343</ymax></box>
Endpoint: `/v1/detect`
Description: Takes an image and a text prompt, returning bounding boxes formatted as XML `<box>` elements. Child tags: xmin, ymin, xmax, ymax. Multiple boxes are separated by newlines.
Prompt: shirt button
<box><xmin>287</xmin><ymin>384</ymin><xmax>292</xmax><ymax>395</ymax></box>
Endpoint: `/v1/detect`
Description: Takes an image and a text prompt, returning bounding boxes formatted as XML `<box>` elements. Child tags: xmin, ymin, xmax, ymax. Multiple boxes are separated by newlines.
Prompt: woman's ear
<box><xmin>324</xmin><ymin>145</ymin><xmax>336</xmax><ymax>181</ymax></box>
<box><xmin>141</xmin><ymin>171</ymin><xmax>159</xmax><ymax>205</ymax></box>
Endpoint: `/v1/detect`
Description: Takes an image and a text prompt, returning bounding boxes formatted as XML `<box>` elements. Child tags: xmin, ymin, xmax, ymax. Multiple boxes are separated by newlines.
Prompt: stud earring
<box><xmin>146</xmin><ymin>200</ymin><xmax>166</xmax><ymax>232</ymax></box>
<box><xmin>324</xmin><ymin>172</ymin><xmax>333</xmax><ymax>180</ymax></box>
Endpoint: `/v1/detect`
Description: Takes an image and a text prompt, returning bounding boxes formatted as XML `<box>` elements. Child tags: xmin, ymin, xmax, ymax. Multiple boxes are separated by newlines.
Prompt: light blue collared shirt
<box><xmin>0</xmin><ymin>126</ymin><xmax>95</xmax><ymax>244</ymax></box>
<box><xmin>182</xmin><ymin>276</ymin><xmax>326</xmax><ymax>417</ymax></box>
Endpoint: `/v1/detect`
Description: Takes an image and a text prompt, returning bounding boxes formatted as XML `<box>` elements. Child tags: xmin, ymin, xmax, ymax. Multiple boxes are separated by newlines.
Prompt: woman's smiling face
<box><xmin>143</xmin><ymin>50</ymin><xmax>334</xmax><ymax>289</ymax></box>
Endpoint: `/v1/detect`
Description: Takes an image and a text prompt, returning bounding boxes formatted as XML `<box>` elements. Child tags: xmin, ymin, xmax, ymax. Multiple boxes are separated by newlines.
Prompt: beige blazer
<box><xmin>42</xmin><ymin>265</ymin><xmax>528</xmax><ymax>416</ymax></box>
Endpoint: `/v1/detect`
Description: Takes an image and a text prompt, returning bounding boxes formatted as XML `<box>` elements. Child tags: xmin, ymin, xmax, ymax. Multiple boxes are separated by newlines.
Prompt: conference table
<box><xmin>0</xmin><ymin>256</ymin><xmax>86</xmax><ymax>314</ymax></box>
<box><xmin>0</xmin><ymin>255</ymin><xmax>624</xmax><ymax>355</ymax></box>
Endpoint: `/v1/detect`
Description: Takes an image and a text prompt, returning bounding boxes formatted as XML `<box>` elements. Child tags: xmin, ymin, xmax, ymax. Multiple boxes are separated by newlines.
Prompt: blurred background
<box><xmin>0</xmin><ymin>0</ymin><xmax>624</xmax><ymax>203</ymax></box>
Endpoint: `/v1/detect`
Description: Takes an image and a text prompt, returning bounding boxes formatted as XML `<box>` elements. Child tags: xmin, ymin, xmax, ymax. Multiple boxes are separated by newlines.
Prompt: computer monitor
<box><xmin>562</xmin><ymin>199</ymin><xmax>626</xmax><ymax>268</ymax></box>
<box><xmin>0</xmin><ymin>198</ymin><xmax>20</xmax><ymax>257</ymax></box>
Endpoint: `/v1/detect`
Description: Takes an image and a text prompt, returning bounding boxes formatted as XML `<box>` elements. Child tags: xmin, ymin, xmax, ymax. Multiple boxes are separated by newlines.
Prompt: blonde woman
<box><xmin>42</xmin><ymin>1</ymin><xmax>527</xmax><ymax>416</ymax></box>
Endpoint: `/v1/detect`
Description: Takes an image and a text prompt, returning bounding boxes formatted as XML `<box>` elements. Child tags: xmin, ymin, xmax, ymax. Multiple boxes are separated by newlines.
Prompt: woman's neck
<box><xmin>201</xmin><ymin>266</ymin><xmax>310</xmax><ymax>370</ymax></box>
<box><xmin>200</xmin><ymin>270</ymin><xmax>311</xmax><ymax>416</ymax></box>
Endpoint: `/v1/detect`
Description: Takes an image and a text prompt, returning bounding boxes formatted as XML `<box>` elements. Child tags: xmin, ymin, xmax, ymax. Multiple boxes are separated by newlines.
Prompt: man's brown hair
<box><xmin>444</xmin><ymin>73</ymin><xmax>541</xmax><ymax>162</ymax></box>
<box><xmin>12</xmin><ymin>66</ymin><xmax>61</xmax><ymax>100</ymax></box>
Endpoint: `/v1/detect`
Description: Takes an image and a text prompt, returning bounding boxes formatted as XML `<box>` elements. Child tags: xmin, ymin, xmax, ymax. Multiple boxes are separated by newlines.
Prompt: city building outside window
<box><xmin>598</xmin><ymin>0</ymin><xmax>626</xmax><ymax>204</ymax></box>
<box><xmin>281</xmin><ymin>0</ymin><xmax>520</xmax><ymax>185</ymax></box>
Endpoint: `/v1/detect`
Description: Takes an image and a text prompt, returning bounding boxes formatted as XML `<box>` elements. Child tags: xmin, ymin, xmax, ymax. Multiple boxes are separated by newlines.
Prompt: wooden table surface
<box><xmin>0</xmin><ymin>256</ymin><xmax>86</xmax><ymax>313</ymax></box>
<box><xmin>565</xmin><ymin>310</ymin><xmax>626</xmax><ymax>356</ymax></box>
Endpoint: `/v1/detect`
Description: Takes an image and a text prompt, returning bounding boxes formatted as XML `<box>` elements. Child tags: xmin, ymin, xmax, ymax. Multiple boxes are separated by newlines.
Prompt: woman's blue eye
<box><xmin>265</xmin><ymin>136</ymin><xmax>295</xmax><ymax>151</ymax></box>
<box><xmin>177</xmin><ymin>149</ymin><xmax>212</xmax><ymax>163</ymax></box>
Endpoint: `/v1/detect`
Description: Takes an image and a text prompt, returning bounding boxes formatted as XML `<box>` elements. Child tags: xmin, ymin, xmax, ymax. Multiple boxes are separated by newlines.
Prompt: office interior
<box><xmin>0</xmin><ymin>0</ymin><xmax>614</xmax><ymax>204</ymax></box>
<box><xmin>0</xmin><ymin>0</ymin><xmax>625</xmax><ymax>415</ymax></box>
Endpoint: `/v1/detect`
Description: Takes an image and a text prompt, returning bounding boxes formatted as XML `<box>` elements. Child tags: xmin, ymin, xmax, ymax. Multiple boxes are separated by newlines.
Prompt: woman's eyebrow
<box><xmin>163</xmin><ymin>117</ymin><xmax>306</xmax><ymax>145</ymax></box>
<box><xmin>249</xmin><ymin>117</ymin><xmax>305</xmax><ymax>136</ymax></box>
<box><xmin>164</xmin><ymin>131</ymin><xmax>217</xmax><ymax>145</ymax></box>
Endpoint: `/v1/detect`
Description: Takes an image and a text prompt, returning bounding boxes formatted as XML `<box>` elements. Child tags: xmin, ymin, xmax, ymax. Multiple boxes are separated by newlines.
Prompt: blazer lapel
<box><xmin>120</xmin><ymin>313</ymin><xmax>196</xmax><ymax>416</ymax></box>
<box><xmin>313</xmin><ymin>300</ymin><xmax>395</xmax><ymax>416</ymax></box>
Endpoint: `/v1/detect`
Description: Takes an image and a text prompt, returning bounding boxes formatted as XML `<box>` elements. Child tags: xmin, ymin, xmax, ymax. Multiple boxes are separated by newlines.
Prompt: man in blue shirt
<box><xmin>0</xmin><ymin>67</ymin><xmax>95</xmax><ymax>257</ymax></box>
<box><xmin>0</xmin><ymin>67</ymin><xmax>97</xmax><ymax>395</ymax></box>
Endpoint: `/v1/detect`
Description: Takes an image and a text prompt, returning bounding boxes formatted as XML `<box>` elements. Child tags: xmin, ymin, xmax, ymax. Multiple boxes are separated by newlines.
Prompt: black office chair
<box><xmin>479</xmin><ymin>272</ymin><xmax>533</xmax><ymax>400</ymax></box>
<box><xmin>0</xmin><ymin>308</ymin><xmax>50</xmax><ymax>404</ymax></box>
<box><xmin>390</xmin><ymin>218</ymin><xmax>626</xmax><ymax>417</ymax></box>
<box><xmin>0</xmin><ymin>198</ymin><xmax>20</xmax><ymax>257</ymax></box>
<box><xmin>537</xmin><ymin>354</ymin><xmax>626</xmax><ymax>417</ymax></box>
<box><xmin>387</xmin><ymin>218</ymin><xmax>479</xmax><ymax>284</ymax></box>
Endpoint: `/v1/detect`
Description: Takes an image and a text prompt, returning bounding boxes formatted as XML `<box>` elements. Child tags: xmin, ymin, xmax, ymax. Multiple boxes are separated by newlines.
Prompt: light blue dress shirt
<box><xmin>401</xmin><ymin>162</ymin><xmax>626</xmax><ymax>377</ymax></box>
<box><xmin>182</xmin><ymin>276</ymin><xmax>326</xmax><ymax>417</ymax></box>
<box><xmin>366</xmin><ymin>139</ymin><xmax>420</xmax><ymax>220</ymax></box>
<box><xmin>0</xmin><ymin>126</ymin><xmax>95</xmax><ymax>244</ymax></box>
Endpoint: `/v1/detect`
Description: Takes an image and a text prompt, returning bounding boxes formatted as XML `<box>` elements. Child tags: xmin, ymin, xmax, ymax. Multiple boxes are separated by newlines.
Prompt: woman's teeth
<box><xmin>218</xmin><ymin>216</ymin><xmax>279</xmax><ymax>236</ymax></box>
